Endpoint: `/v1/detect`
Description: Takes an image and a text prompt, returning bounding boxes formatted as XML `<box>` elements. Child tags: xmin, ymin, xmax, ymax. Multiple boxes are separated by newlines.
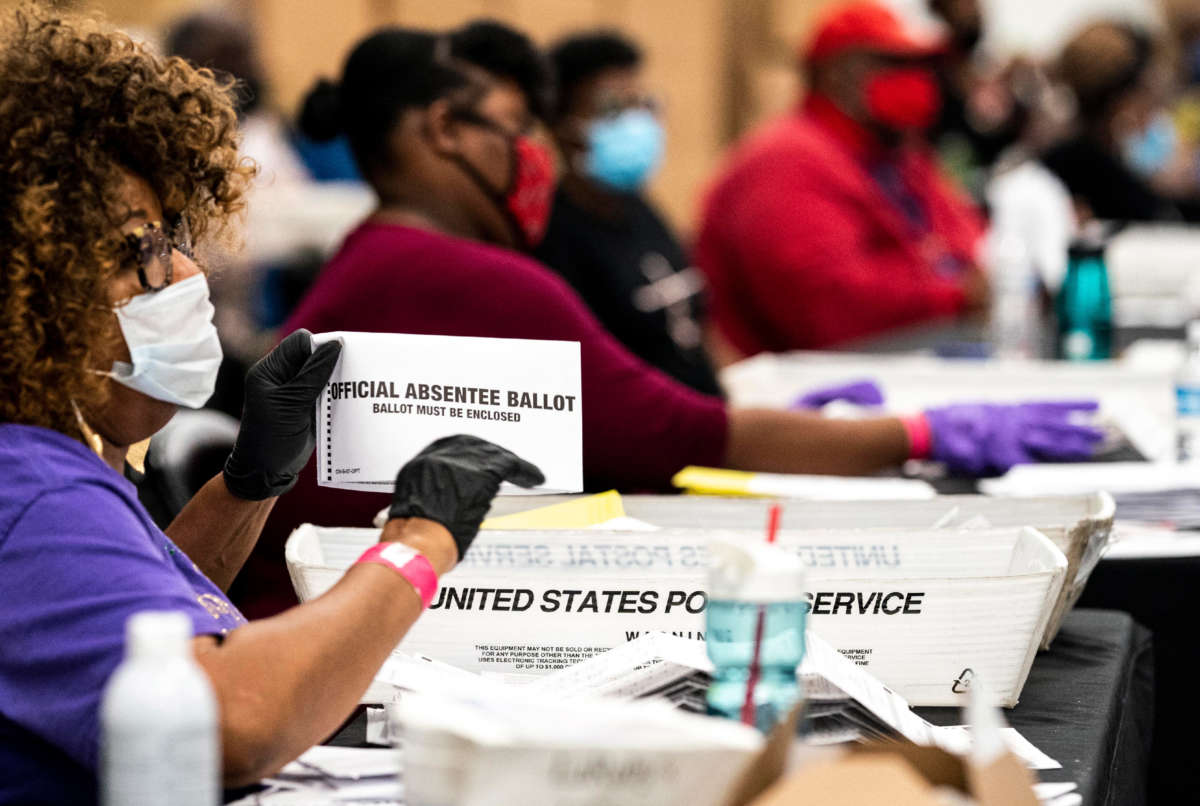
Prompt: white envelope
<box><xmin>313</xmin><ymin>331</ymin><xmax>583</xmax><ymax>494</ymax></box>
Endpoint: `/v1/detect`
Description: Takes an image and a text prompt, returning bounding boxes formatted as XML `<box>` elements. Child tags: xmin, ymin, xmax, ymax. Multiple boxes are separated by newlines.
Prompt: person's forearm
<box><xmin>724</xmin><ymin>408</ymin><xmax>909</xmax><ymax>476</ymax></box>
<box><xmin>166</xmin><ymin>474</ymin><xmax>276</xmax><ymax>591</ymax></box>
<box><xmin>194</xmin><ymin>518</ymin><xmax>455</xmax><ymax>787</ymax></box>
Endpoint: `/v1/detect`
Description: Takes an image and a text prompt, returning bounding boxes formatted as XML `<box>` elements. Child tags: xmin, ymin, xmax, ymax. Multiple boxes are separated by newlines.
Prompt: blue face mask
<box><xmin>1122</xmin><ymin>112</ymin><xmax>1177</xmax><ymax>179</ymax></box>
<box><xmin>583</xmin><ymin>108</ymin><xmax>664</xmax><ymax>192</ymax></box>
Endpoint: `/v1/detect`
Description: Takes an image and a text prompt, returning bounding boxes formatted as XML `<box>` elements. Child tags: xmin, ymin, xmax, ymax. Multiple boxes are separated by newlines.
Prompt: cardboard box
<box><xmin>286</xmin><ymin>524</ymin><xmax>1066</xmax><ymax>706</ymax></box>
<box><xmin>722</xmin><ymin>704</ymin><xmax>1038</xmax><ymax>806</ymax></box>
<box><xmin>483</xmin><ymin>492</ymin><xmax>1115</xmax><ymax>649</ymax></box>
<box><xmin>736</xmin><ymin>745</ymin><xmax>1038</xmax><ymax>806</ymax></box>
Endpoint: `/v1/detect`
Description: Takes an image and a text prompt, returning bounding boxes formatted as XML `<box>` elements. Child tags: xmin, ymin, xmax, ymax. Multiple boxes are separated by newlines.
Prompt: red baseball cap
<box><xmin>804</xmin><ymin>1</ymin><xmax>944</xmax><ymax>64</ymax></box>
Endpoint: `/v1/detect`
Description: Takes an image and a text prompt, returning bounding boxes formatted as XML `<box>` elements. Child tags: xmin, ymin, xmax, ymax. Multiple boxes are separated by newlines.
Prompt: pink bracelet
<box><xmin>356</xmin><ymin>543</ymin><xmax>439</xmax><ymax>609</ymax></box>
<box><xmin>899</xmin><ymin>414</ymin><xmax>933</xmax><ymax>460</ymax></box>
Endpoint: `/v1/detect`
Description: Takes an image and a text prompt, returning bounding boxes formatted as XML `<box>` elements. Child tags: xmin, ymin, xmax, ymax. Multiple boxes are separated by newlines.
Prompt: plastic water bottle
<box><xmin>100</xmin><ymin>611</ymin><xmax>219</xmax><ymax>806</ymax></box>
<box><xmin>987</xmin><ymin>231</ymin><xmax>1041</xmax><ymax>358</ymax></box>
<box><xmin>1055</xmin><ymin>240</ymin><xmax>1113</xmax><ymax>361</ymax></box>
<box><xmin>1177</xmin><ymin>320</ymin><xmax>1200</xmax><ymax>462</ymax></box>
<box><xmin>705</xmin><ymin>540</ymin><xmax>806</xmax><ymax>732</ymax></box>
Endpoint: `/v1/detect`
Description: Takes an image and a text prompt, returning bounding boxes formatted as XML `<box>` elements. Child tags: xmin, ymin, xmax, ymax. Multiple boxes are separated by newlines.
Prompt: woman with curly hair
<box><xmin>0</xmin><ymin>9</ymin><xmax>540</xmax><ymax>803</ymax></box>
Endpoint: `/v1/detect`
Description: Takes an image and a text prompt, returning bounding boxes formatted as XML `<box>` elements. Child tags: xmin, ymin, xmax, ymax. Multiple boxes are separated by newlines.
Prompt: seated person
<box><xmin>0</xmin><ymin>10</ymin><xmax>537</xmax><ymax>801</ymax></box>
<box><xmin>1041</xmin><ymin>21</ymin><xmax>1200</xmax><ymax>223</ymax></box>
<box><xmin>237</xmin><ymin>19</ymin><xmax>1103</xmax><ymax>619</ymax></box>
<box><xmin>694</xmin><ymin>0</ymin><xmax>989</xmax><ymax>357</ymax></box>
<box><xmin>537</xmin><ymin>31</ymin><xmax>721</xmax><ymax>396</ymax></box>
<box><xmin>926</xmin><ymin>0</ymin><xmax>1027</xmax><ymax>196</ymax></box>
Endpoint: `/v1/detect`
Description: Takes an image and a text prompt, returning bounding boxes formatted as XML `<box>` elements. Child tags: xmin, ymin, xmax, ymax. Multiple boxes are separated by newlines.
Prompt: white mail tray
<box><xmin>286</xmin><ymin>524</ymin><xmax>1067</xmax><ymax>707</ymax></box>
<box><xmin>484</xmin><ymin>492</ymin><xmax>1114</xmax><ymax>649</ymax></box>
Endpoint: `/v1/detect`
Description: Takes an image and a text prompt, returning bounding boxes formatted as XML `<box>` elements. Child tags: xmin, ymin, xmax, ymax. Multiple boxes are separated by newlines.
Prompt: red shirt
<box><xmin>695</xmin><ymin>94</ymin><xmax>985</xmax><ymax>356</ymax></box>
<box><xmin>234</xmin><ymin>221</ymin><xmax>727</xmax><ymax>618</ymax></box>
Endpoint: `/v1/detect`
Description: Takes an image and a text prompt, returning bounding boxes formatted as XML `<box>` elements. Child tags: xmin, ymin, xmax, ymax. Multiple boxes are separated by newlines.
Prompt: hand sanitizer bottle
<box><xmin>100</xmin><ymin>611</ymin><xmax>219</xmax><ymax>806</ymax></box>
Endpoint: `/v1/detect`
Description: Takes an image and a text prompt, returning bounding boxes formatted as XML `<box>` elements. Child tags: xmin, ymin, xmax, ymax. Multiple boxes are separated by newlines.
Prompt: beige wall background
<box><xmin>13</xmin><ymin>0</ymin><xmax>841</xmax><ymax>233</ymax></box>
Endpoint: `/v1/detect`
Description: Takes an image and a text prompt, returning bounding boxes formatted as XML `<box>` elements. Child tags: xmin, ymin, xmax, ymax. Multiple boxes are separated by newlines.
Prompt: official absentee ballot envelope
<box><xmin>312</xmin><ymin>332</ymin><xmax>582</xmax><ymax>494</ymax></box>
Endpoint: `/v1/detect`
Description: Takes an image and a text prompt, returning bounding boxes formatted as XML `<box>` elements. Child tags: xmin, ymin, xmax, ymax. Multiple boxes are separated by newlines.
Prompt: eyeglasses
<box><xmin>124</xmin><ymin>216</ymin><xmax>193</xmax><ymax>292</ymax></box>
<box><xmin>591</xmin><ymin>93</ymin><xmax>662</xmax><ymax>121</ymax></box>
<box><xmin>450</xmin><ymin>106</ymin><xmax>530</xmax><ymax>140</ymax></box>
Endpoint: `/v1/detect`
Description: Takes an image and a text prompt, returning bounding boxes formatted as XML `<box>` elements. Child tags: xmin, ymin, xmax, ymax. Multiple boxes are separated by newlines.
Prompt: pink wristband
<box><xmin>357</xmin><ymin>543</ymin><xmax>439</xmax><ymax>609</ymax></box>
<box><xmin>899</xmin><ymin>414</ymin><xmax>933</xmax><ymax>460</ymax></box>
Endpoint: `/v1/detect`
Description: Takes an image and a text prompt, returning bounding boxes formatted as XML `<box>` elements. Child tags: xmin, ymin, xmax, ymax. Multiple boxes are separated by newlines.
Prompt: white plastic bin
<box><xmin>287</xmin><ymin>524</ymin><xmax>1066</xmax><ymax>707</ymax></box>
<box><xmin>483</xmin><ymin>492</ymin><xmax>1114</xmax><ymax>649</ymax></box>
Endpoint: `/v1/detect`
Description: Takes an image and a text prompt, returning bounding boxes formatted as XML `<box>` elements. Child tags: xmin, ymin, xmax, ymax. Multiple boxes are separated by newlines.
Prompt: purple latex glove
<box><xmin>924</xmin><ymin>401</ymin><xmax>1104</xmax><ymax>476</ymax></box>
<box><xmin>791</xmin><ymin>380</ymin><xmax>886</xmax><ymax>411</ymax></box>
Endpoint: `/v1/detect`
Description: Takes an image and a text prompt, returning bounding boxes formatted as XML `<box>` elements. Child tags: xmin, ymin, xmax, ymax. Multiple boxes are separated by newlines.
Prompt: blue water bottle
<box><xmin>1056</xmin><ymin>240</ymin><xmax>1113</xmax><ymax>361</ymax></box>
<box><xmin>706</xmin><ymin>539</ymin><xmax>807</xmax><ymax>732</ymax></box>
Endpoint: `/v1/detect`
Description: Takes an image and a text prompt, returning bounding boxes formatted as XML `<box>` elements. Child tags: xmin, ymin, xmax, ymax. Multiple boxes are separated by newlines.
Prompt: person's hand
<box><xmin>223</xmin><ymin>330</ymin><xmax>342</xmax><ymax>500</ymax></box>
<box><xmin>388</xmin><ymin>435</ymin><xmax>544</xmax><ymax>562</ymax></box>
<box><xmin>923</xmin><ymin>401</ymin><xmax>1103</xmax><ymax>476</ymax></box>
<box><xmin>790</xmin><ymin>380</ymin><xmax>885</xmax><ymax>411</ymax></box>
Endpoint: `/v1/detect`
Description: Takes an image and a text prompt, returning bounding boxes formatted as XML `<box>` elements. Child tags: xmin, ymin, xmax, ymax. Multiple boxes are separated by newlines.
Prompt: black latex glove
<box><xmin>389</xmin><ymin>435</ymin><xmax>544</xmax><ymax>560</ymax></box>
<box><xmin>223</xmin><ymin>329</ymin><xmax>342</xmax><ymax>500</ymax></box>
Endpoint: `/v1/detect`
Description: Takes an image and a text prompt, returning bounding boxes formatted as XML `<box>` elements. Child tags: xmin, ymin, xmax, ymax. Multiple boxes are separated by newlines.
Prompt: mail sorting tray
<box><xmin>286</xmin><ymin>524</ymin><xmax>1067</xmax><ymax>707</ymax></box>
<box><xmin>483</xmin><ymin>492</ymin><xmax>1115</xmax><ymax>650</ymax></box>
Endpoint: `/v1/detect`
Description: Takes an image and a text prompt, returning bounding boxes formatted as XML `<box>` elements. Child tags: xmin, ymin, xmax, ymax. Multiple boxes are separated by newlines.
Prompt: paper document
<box><xmin>1105</xmin><ymin>523</ymin><xmax>1200</xmax><ymax>559</ymax></box>
<box><xmin>980</xmin><ymin>462</ymin><xmax>1200</xmax><ymax>497</ymax></box>
<box><xmin>935</xmin><ymin>726</ymin><xmax>1061</xmax><ymax>770</ymax></box>
<box><xmin>672</xmin><ymin>466</ymin><xmax>936</xmax><ymax>500</ymax></box>
<box><xmin>313</xmin><ymin>331</ymin><xmax>582</xmax><ymax>493</ymax></box>
<box><xmin>522</xmin><ymin>633</ymin><xmax>1060</xmax><ymax>770</ymax></box>
<box><xmin>1112</xmin><ymin>489</ymin><xmax>1200</xmax><ymax>530</ymax></box>
<box><xmin>224</xmin><ymin>746</ymin><xmax>404</xmax><ymax>804</ymax></box>
<box><xmin>277</xmin><ymin>746</ymin><xmax>400</xmax><ymax>780</ymax></box>
<box><xmin>1034</xmin><ymin>782</ymin><xmax>1081</xmax><ymax>805</ymax></box>
<box><xmin>480</xmin><ymin>490</ymin><xmax>625</xmax><ymax>529</ymax></box>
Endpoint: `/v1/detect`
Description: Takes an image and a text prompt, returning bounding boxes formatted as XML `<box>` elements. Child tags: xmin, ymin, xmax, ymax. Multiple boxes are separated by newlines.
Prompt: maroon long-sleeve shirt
<box><xmin>234</xmin><ymin>221</ymin><xmax>727</xmax><ymax>618</ymax></box>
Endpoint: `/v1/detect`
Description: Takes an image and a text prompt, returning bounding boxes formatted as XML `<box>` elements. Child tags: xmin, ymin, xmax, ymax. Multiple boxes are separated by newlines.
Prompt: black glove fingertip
<box><xmin>301</xmin><ymin>339</ymin><xmax>343</xmax><ymax>380</ymax></box>
<box><xmin>278</xmin><ymin>329</ymin><xmax>315</xmax><ymax>361</ymax></box>
<box><xmin>506</xmin><ymin>457</ymin><xmax>545</xmax><ymax>488</ymax></box>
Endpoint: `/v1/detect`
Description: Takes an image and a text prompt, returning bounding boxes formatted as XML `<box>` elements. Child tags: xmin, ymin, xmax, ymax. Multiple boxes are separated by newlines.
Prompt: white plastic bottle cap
<box><xmin>1187</xmin><ymin>320</ymin><xmax>1200</xmax><ymax>347</ymax></box>
<box><xmin>708</xmin><ymin>538</ymin><xmax>805</xmax><ymax>602</ymax></box>
<box><xmin>125</xmin><ymin>611</ymin><xmax>193</xmax><ymax>661</ymax></box>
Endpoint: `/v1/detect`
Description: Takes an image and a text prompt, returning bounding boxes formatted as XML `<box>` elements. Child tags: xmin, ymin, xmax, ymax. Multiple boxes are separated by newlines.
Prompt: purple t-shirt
<box><xmin>0</xmin><ymin>424</ymin><xmax>245</xmax><ymax>804</ymax></box>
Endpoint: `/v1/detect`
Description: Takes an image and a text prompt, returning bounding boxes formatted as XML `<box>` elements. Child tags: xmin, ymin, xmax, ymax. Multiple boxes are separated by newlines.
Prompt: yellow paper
<box><xmin>481</xmin><ymin>490</ymin><xmax>625</xmax><ymax>530</ymax></box>
<box><xmin>671</xmin><ymin>466</ymin><xmax>764</xmax><ymax>497</ymax></box>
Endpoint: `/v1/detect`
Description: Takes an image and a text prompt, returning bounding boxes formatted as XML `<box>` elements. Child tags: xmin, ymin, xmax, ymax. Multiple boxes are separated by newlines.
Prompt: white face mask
<box><xmin>108</xmin><ymin>274</ymin><xmax>223</xmax><ymax>409</ymax></box>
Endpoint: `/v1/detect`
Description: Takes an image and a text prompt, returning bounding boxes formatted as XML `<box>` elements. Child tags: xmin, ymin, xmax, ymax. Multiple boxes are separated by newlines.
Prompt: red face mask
<box><xmin>863</xmin><ymin>67</ymin><xmax>941</xmax><ymax>132</ymax></box>
<box><xmin>504</xmin><ymin>136</ymin><xmax>556</xmax><ymax>248</ymax></box>
<box><xmin>446</xmin><ymin>108</ymin><xmax>558</xmax><ymax>250</ymax></box>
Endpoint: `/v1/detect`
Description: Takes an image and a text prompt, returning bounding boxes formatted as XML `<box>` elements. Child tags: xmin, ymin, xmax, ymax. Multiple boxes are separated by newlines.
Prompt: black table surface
<box><xmin>1079</xmin><ymin>558</ymin><xmax>1197</xmax><ymax>805</ymax></box>
<box><xmin>919</xmin><ymin>608</ymin><xmax>1153</xmax><ymax>806</ymax></box>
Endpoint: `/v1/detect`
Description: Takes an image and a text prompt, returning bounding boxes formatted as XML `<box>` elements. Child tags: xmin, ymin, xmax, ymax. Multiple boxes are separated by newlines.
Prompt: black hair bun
<box><xmin>297</xmin><ymin>78</ymin><xmax>342</xmax><ymax>142</ymax></box>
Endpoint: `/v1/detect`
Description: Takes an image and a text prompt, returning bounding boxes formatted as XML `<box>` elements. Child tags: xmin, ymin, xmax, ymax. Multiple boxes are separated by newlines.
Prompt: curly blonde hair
<box><xmin>0</xmin><ymin>6</ymin><xmax>253</xmax><ymax>435</ymax></box>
